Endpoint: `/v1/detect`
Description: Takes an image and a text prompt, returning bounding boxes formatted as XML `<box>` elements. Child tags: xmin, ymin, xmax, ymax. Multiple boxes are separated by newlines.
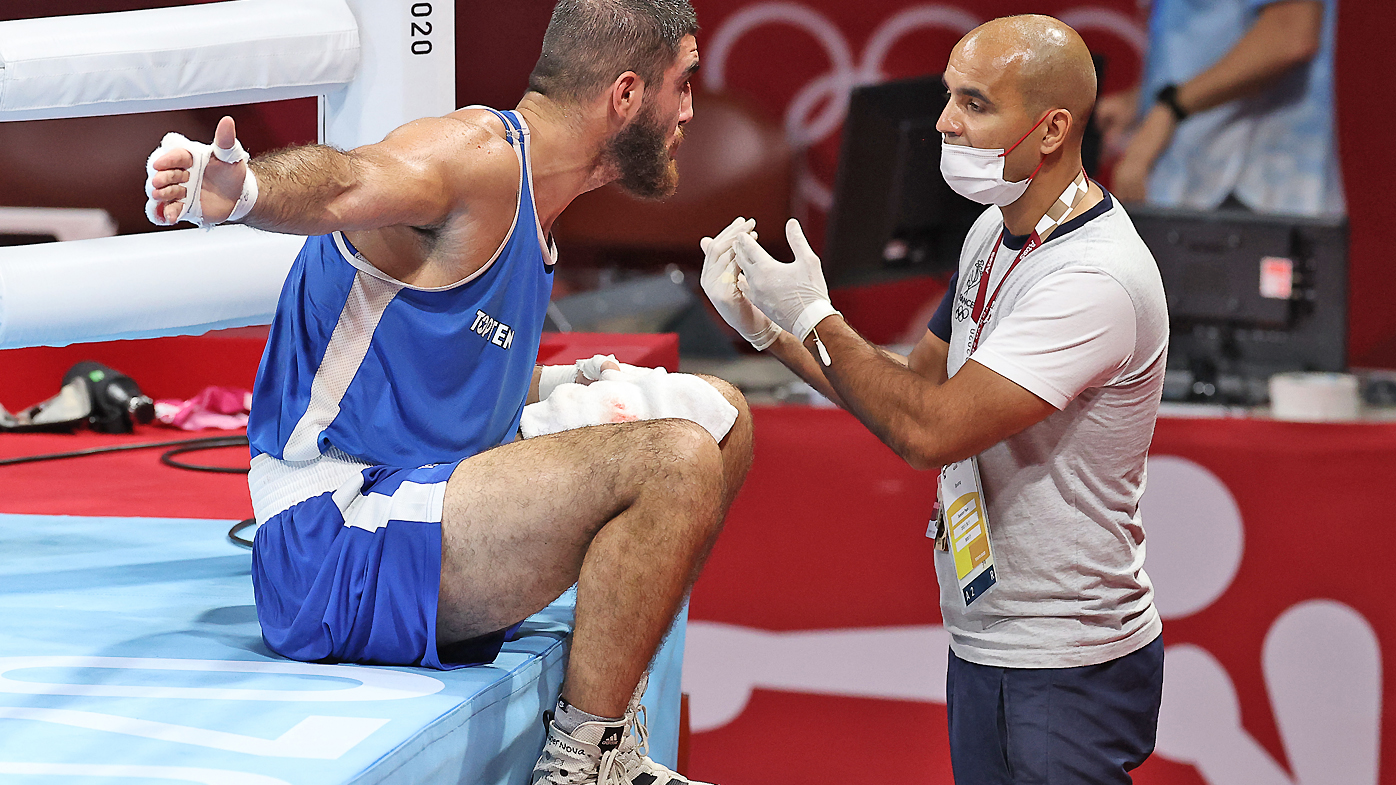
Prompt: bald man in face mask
<box><xmin>702</xmin><ymin>14</ymin><xmax>1168</xmax><ymax>783</ymax></box>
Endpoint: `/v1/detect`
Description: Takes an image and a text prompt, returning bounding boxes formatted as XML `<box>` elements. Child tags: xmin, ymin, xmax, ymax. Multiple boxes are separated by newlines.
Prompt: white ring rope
<box><xmin>0</xmin><ymin>0</ymin><xmax>359</xmax><ymax>122</ymax></box>
<box><xmin>0</xmin><ymin>0</ymin><xmax>455</xmax><ymax>349</ymax></box>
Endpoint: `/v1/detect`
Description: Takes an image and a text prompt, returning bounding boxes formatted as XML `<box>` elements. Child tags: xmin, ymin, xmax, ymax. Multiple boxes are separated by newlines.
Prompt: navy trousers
<box><xmin>946</xmin><ymin>635</ymin><xmax>1164</xmax><ymax>784</ymax></box>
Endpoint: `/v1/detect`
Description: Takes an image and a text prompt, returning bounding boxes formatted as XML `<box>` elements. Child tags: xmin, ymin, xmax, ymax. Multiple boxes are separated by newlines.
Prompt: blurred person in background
<box><xmin>1097</xmin><ymin>0</ymin><xmax>1341</xmax><ymax>216</ymax></box>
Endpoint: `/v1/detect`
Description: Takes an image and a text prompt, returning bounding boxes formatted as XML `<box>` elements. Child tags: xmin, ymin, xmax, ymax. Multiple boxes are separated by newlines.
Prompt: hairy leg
<box><xmin>437</xmin><ymin>376</ymin><xmax>752</xmax><ymax>717</ymax></box>
<box><xmin>695</xmin><ymin>373</ymin><xmax>755</xmax><ymax>514</ymax></box>
<box><xmin>563</xmin><ymin>375</ymin><xmax>754</xmax><ymax>711</ymax></box>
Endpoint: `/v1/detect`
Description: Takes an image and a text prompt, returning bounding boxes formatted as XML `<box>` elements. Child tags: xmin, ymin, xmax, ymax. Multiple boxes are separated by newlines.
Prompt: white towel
<box><xmin>521</xmin><ymin>366</ymin><xmax>739</xmax><ymax>443</ymax></box>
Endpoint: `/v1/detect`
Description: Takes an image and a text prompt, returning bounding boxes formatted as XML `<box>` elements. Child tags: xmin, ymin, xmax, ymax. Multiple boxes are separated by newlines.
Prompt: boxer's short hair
<box><xmin>528</xmin><ymin>0</ymin><xmax>698</xmax><ymax>103</ymax></box>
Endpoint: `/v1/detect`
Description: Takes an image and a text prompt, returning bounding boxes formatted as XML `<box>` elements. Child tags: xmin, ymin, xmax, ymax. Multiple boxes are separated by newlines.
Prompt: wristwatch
<box><xmin>1155</xmin><ymin>83</ymin><xmax>1189</xmax><ymax>122</ymax></box>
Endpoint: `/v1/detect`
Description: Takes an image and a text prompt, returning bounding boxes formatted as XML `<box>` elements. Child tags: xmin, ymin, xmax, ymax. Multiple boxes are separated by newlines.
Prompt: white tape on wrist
<box><xmin>793</xmin><ymin>300</ymin><xmax>840</xmax><ymax>343</ymax></box>
<box><xmin>537</xmin><ymin>364</ymin><xmax>577</xmax><ymax>402</ymax></box>
<box><xmin>144</xmin><ymin>132</ymin><xmax>256</xmax><ymax>229</ymax></box>
<box><xmin>228</xmin><ymin>165</ymin><xmax>259</xmax><ymax>223</ymax></box>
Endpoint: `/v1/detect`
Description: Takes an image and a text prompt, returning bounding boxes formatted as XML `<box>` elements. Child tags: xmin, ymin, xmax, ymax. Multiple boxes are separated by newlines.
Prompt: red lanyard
<box><xmin>967</xmin><ymin>170</ymin><xmax>1090</xmax><ymax>353</ymax></box>
<box><xmin>968</xmin><ymin>229</ymin><xmax>1041</xmax><ymax>353</ymax></box>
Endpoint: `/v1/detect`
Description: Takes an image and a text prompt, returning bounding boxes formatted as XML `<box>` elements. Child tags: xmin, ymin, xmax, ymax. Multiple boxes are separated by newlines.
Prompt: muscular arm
<box><xmin>244</xmin><ymin>117</ymin><xmax>516</xmax><ymax>235</ymax></box>
<box><xmin>147</xmin><ymin>114</ymin><xmax>516</xmax><ymax>235</ymax></box>
<box><xmin>799</xmin><ymin>315</ymin><xmax>1055</xmax><ymax>471</ymax></box>
<box><xmin>764</xmin><ymin>329</ymin><xmax>915</xmax><ymax>409</ymax></box>
<box><xmin>529</xmin><ymin>366</ymin><xmax>545</xmax><ymax>406</ymax></box>
<box><xmin>764</xmin><ymin>329</ymin><xmax>846</xmax><ymax>407</ymax></box>
<box><xmin>908</xmin><ymin>329</ymin><xmax>950</xmax><ymax>385</ymax></box>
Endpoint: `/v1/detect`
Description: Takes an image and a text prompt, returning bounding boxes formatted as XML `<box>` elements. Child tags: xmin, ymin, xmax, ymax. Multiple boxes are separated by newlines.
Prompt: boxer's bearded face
<box><xmin>607</xmin><ymin>100</ymin><xmax>682</xmax><ymax>201</ymax></box>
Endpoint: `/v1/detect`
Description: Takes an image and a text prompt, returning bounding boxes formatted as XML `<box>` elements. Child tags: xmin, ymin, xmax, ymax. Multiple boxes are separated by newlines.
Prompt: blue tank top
<box><xmin>248</xmin><ymin>108</ymin><xmax>554</xmax><ymax>467</ymax></box>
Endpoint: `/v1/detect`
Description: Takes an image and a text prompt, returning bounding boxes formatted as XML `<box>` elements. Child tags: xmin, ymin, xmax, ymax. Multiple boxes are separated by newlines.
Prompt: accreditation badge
<box><xmin>937</xmin><ymin>457</ymin><xmax>996</xmax><ymax>604</ymax></box>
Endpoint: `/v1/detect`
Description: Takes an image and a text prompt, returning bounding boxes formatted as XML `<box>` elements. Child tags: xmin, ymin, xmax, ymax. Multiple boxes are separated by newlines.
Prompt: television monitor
<box><xmin>824</xmin><ymin>69</ymin><xmax>1105</xmax><ymax>288</ymax></box>
<box><xmin>824</xmin><ymin>75</ymin><xmax>981</xmax><ymax>286</ymax></box>
<box><xmin>1129</xmin><ymin>206</ymin><xmax>1348</xmax><ymax>404</ymax></box>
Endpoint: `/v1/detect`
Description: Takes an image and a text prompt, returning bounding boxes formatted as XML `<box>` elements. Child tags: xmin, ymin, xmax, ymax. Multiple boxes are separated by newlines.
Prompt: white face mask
<box><xmin>939</xmin><ymin>113</ymin><xmax>1049</xmax><ymax>206</ymax></box>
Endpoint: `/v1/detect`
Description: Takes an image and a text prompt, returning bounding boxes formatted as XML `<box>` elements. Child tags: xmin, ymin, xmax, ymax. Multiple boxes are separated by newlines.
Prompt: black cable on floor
<box><xmin>1</xmin><ymin>433</ymin><xmax>259</xmax><ymax>549</ymax></box>
<box><xmin>163</xmin><ymin>438</ymin><xmax>259</xmax><ymax>550</ymax></box>
<box><xmin>227</xmin><ymin>517</ymin><xmax>257</xmax><ymax>549</ymax></box>
<box><xmin>159</xmin><ymin>437</ymin><xmax>250</xmax><ymax>473</ymax></box>
<box><xmin>0</xmin><ymin>435</ymin><xmax>246</xmax><ymax>467</ymax></box>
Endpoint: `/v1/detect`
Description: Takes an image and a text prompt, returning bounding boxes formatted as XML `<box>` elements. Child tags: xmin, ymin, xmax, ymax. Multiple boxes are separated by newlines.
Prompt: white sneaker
<box><xmin>532</xmin><ymin>675</ymin><xmax>713</xmax><ymax>785</ymax></box>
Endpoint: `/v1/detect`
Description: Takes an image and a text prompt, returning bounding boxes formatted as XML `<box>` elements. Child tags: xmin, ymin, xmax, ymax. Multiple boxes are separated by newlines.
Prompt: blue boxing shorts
<box><xmin>249</xmin><ymin>454</ymin><xmax>518</xmax><ymax>670</ymax></box>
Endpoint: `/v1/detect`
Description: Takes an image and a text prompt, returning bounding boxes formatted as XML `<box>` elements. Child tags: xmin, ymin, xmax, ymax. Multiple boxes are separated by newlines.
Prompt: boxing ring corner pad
<box><xmin>321</xmin><ymin>0</ymin><xmax>457</xmax><ymax>151</ymax></box>
<box><xmin>0</xmin><ymin>0</ymin><xmax>457</xmax><ymax>148</ymax></box>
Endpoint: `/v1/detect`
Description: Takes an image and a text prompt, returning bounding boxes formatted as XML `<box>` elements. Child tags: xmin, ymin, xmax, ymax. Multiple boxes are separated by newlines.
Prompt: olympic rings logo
<box><xmin>702</xmin><ymin>2</ymin><xmax>1147</xmax><ymax>212</ymax></box>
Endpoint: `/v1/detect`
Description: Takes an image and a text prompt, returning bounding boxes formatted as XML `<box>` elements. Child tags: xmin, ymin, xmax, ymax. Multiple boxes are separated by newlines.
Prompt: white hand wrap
<box><xmin>537</xmin><ymin>365</ymin><xmax>577</xmax><ymax>402</ymax></box>
<box><xmin>575</xmin><ymin>354</ymin><xmax>621</xmax><ymax>382</ymax></box>
<box><xmin>537</xmin><ymin>354</ymin><xmax>623</xmax><ymax>401</ymax></box>
<box><xmin>145</xmin><ymin>132</ymin><xmax>258</xmax><ymax>229</ymax></box>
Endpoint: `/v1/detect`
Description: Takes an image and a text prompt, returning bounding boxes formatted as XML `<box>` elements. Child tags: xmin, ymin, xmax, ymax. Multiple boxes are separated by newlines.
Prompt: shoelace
<box><xmin>629</xmin><ymin>704</ymin><xmax>651</xmax><ymax>759</ymax></box>
<box><xmin>546</xmin><ymin>676</ymin><xmax>657</xmax><ymax>785</ymax></box>
<box><xmin>599</xmin><ymin>704</ymin><xmax>658</xmax><ymax>785</ymax></box>
<box><xmin>596</xmin><ymin>744</ymin><xmax>626</xmax><ymax>785</ymax></box>
<box><xmin>590</xmin><ymin>703</ymin><xmax>655</xmax><ymax>785</ymax></box>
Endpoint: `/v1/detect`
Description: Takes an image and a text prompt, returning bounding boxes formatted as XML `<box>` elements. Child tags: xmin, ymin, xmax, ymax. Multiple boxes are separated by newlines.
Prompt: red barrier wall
<box><xmin>685</xmin><ymin>407</ymin><xmax>1396</xmax><ymax>784</ymax></box>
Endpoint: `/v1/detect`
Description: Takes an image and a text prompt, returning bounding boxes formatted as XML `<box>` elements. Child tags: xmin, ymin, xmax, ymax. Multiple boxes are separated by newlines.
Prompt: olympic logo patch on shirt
<box><xmin>954</xmin><ymin>258</ymin><xmax>986</xmax><ymax>323</ymax></box>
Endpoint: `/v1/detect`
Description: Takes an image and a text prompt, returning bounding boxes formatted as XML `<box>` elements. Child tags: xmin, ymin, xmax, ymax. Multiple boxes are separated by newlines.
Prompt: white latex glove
<box><xmin>700</xmin><ymin>217</ymin><xmax>782</xmax><ymax>350</ymax></box>
<box><xmin>732</xmin><ymin>218</ymin><xmax>840</xmax><ymax>342</ymax></box>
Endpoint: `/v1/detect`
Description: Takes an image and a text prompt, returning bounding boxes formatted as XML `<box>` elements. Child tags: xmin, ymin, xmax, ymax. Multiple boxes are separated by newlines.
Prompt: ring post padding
<box><xmin>0</xmin><ymin>226</ymin><xmax>304</xmax><ymax>349</ymax></box>
<box><xmin>0</xmin><ymin>0</ymin><xmax>359</xmax><ymax>122</ymax></box>
<box><xmin>321</xmin><ymin>0</ymin><xmax>456</xmax><ymax>150</ymax></box>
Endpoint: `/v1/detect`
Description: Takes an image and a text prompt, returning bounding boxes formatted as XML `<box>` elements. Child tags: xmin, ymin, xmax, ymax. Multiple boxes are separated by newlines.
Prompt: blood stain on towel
<box><xmin>603</xmin><ymin>398</ymin><xmax>640</xmax><ymax>423</ymax></box>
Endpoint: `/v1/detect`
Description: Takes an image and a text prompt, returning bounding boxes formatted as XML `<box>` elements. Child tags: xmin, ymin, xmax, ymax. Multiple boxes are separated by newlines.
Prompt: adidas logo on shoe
<box><xmin>534</xmin><ymin>676</ymin><xmax>717</xmax><ymax>785</ymax></box>
<box><xmin>533</xmin><ymin>717</ymin><xmax>717</xmax><ymax>785</ymax></box>
<box><xmin>599</xmin><ymin>725</ymin><xmax>624</xmax><ymax>752</ymax></box>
